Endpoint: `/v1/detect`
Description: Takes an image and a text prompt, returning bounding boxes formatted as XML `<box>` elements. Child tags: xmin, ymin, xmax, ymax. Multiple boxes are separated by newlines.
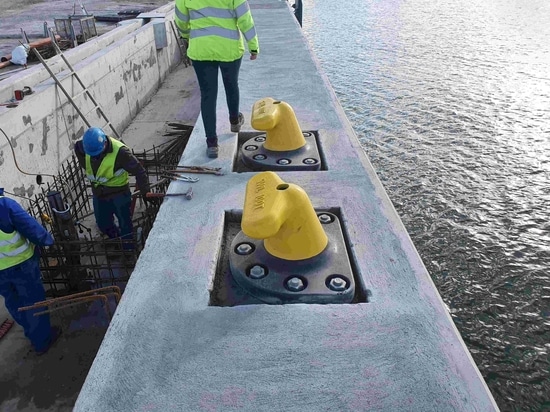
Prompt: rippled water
<box><xmin>301</xmin><ymin>0</ymin><xmax>550</xmax><ymax>409</ymax></box>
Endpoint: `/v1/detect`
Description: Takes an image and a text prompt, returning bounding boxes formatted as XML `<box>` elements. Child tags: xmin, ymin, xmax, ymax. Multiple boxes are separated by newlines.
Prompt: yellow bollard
<box><xmin>242</xmin><ymin>171</ymin><xmax>328</xmax><ymax>260</ymax></box>
<box><xmin>251</xmin><ymin>97</ymin><xmax>306</xmax><ymax>151</ymax></box>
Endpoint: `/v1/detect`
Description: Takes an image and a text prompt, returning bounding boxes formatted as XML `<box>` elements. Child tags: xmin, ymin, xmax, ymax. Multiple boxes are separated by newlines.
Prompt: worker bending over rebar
<box><xmin>74</xmin><ymin>127</ymin><xmax>157</xmax><ymax>249</ymax></box>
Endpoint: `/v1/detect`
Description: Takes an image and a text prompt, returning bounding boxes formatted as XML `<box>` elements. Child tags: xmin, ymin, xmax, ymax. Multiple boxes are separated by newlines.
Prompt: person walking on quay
<box><xmin>175</xmin><ymin>0</ymin><xmax>260</xmax><ymax>158</ymax></box>
<box><xmin>0</xmin><ymin>189</ymin><xmax>61</xmax><ymax>355</ymax></box>
<box><xmin>74</xmin><ymin>127</ymin><xmax>153</xmax><ymax>249</ymax></box>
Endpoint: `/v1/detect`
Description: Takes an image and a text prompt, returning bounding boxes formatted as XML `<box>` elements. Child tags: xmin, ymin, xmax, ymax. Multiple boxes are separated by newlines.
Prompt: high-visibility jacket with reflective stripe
<box><xmin>0</xmin><ymin>199</ymin><xmax>34</xmax><ymax>270</ymax></box>
<box><xmin>85</xmin><ymin>138</ymin><xmax>129</xmax><ymax>188</ymax></box>
<box><xmin>175</xmin><ymin>0</ymin><xmax>259</xmax><ymax>62</ymax></box>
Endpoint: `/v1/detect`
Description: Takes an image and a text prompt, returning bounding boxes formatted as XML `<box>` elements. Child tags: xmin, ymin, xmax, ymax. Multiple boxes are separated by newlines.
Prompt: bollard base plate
<box><xmin>240</xmin><ymin>131</ymin><xmax>322</xmax><ymax>172</ymax></box>
<box><xmin>228</xmin><ymin>212</ymin><xmax>355</xmax><ymax>304</ymax></box>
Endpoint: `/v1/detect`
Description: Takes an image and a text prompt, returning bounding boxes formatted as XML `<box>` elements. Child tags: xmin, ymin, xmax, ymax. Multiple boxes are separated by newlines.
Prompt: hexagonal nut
<box><xmin>236</xmin><ymin>243</ymin><xmax>254</xmax><ymax>255</ymax></box>
<box><xmin>286</xmin><ymin>277</ymin><xmax>305</xmax><ymax>292</ymax></box>
<box><xmin>249</xmin><ymin>265</ymin><xmax>267</xmax><ymax>279</ymax></box>
<box><xmin>328</xmin><ymin>276</ymin><xmax>347</xmax><ymax>291</ymax></box>
<box><xmin>318</xmin><ymin>214</ymin><xmax>332</xmax><ymax>224</ymax></box>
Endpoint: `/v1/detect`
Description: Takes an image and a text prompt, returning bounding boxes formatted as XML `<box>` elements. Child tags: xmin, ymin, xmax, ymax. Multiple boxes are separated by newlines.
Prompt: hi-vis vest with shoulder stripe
<box><xmin>85</xmin><ymin>138</ymin><xmax>129</xmax><ymax>188</ymax></box>
<box><xmin>0</xmin><ymin>197</ymin><xmax>34</xmax><ymax>270</ymax></box>
<box><xmin>175</xmin><ymin>0</ymin><xmax>259</xmax><ymax>62</ymax></box>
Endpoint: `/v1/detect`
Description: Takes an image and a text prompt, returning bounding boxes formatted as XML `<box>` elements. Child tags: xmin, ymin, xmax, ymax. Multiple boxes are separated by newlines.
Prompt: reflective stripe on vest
<box><xmin>85</xmin><ymin>138</ymin><xmax>129</xmax><ymax>188</ymax></box>
<box><xmin>175</xmin><ymin>0</ymin><xmax>259</xmax><ymax>62</ymax></box>
<box><xmin>175</xmin><ymin>6</ymin><xmax>188</xmax><ymax>23</ymax></box>
<box><xmin>190</xmin><ymin>26</ymin><xmax>241</xmax><ymax>41</ymax></box>
<box><xmin>0</xmin><ymin>212</ymin><xmax>34</xmax><ymax>270</ymax></box>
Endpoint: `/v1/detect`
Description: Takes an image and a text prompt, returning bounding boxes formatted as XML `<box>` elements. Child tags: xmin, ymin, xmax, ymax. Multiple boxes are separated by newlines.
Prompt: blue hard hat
<box><xmin>83</xmin><ymin>127</ymin><xmax>107</xmax><ymax>156</ymax></box>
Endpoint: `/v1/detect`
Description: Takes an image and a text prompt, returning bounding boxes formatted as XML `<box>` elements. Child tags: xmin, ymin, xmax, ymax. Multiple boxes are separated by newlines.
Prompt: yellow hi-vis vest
<box><xmin>85</xmin><ymin>138</ymin><xmax>129</xmax><ymax>188</ymax></box>
<box><xmin>175</xmin><ymin>0</ymin><xmax>259</xmax><ymax>62</ymax></box>
<box><xmin>0</xmin><ymin>202</ymin><xmax>34</xmax><ymax>270</ymax></box>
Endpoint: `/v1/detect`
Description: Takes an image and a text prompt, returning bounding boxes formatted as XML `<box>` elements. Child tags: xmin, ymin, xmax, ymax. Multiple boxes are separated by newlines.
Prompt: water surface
<box><xmin>301</xmin><ymin>0</ymin><xmax>550</xmax><ymax>409</ymax></box>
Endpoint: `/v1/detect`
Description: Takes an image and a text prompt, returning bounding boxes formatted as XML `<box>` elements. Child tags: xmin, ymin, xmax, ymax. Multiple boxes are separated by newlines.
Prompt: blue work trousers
<box><xmin>191</xmin><ymin>58</ymin><xmax>242</xmax><ymax>142</ymax></box>
<box><xmin>0</xmin><ymin>255</ymin><xmax>52</xmax><ymax>351</ymax></box>
<box><xmin>93</xmin><ymin>193</ymin><xmax>133</xmax><ymax>247</ymax></box>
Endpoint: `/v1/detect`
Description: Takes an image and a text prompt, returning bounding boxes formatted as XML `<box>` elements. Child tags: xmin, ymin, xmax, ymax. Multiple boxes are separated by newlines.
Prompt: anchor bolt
<box><xmin>286</xmin><ymin>276</ymin><xmax>305</xmax><ymax>292</ymax></box>
<box><xmin>236</xmin><ymin>243</ymin><xmax>254</xmax><ymax>255</ymax></box>
<box><xmin>249</xmin><ymin>265</ymin><xmax>267</xmax><ymax>279</ymax></box>
<box><xmin>328</xmin><ymin>276</ymin><xmax>347</xmax><ymax>291</ymax></box>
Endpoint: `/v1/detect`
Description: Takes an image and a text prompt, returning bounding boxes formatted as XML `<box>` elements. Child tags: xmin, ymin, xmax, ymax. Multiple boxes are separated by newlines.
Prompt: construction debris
<box><xmin>0</xmin><ymin>35</ymin><xmax>62</xmax><ymax>69</ymax></box>
<box><xmin>18</xmin><ymin>286</ymin><xmax>121</xmax><ymax>321</ymax></box>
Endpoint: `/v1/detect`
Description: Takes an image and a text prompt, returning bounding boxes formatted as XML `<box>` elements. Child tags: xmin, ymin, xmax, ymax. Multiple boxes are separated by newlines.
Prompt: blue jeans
<box><xmin>0</xmin><ymin>255</ymin><xmax>52</xmax><ymax>351</ymax></box>
<box><xmin>191</xmin><ymin>58</ymin><xmax>242</xmax><ymax>143</ymax></box>
<box><xmin>93</xmin><ymin>192</ymin><xmax>133</xmax><ymax>248</ymax></box>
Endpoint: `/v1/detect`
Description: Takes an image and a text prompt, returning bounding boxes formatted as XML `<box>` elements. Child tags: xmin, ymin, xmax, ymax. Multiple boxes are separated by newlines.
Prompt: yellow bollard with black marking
<box><xmin>251</xmin><ymin>97</ymin><xmax>306</xmax><ymax>151</ymax></box>
<box><xmin>229</xmin><ymin>171</ymin><xmax>355</xmax><ymax>304</ymax></box>
<box><xmin>242</xmin><ymin>171</ymin><xmax>327</xmax><ymax>260</ymax></box>
<box><xmin>239</xmin><ymin>98</ymin><xmax>322</xmax><ymax>171</ymax></box>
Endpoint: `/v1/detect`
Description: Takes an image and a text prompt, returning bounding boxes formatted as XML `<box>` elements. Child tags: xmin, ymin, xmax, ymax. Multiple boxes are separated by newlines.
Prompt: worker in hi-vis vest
<box><xmin>175</xmin><ymin>0</ymin><xmax>259</xmax><ymax>158</ymax></box>
<box><xmin>74</xmin><ymin>127</ymin><xmax>153</xmax><ymax>249</ymax></box>
<box><xmin>0</xmin><ymin>189</ymin><xmax>61</xmax><ymax>355</ymax></box>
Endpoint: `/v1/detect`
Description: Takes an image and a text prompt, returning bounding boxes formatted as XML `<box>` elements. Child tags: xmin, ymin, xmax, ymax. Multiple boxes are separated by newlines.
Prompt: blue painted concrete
<box><xmin>75</xmin><ymin>1</ymin><xmax>499</xmax><ymax>410</ymax></box>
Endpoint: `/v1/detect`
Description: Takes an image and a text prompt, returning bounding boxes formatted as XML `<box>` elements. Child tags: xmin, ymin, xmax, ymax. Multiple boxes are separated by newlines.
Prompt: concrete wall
<box><xmin>0</xmin><ymin>3</ymin><xmax>180</xmax><ymax>201</ymax></box>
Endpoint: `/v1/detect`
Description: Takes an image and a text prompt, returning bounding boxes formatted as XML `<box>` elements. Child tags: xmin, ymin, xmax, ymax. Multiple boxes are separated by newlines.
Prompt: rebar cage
<box><xmin>26</xmin><ymin>129</ymin><xmax>191</xmax><ymax>297</ymax></box>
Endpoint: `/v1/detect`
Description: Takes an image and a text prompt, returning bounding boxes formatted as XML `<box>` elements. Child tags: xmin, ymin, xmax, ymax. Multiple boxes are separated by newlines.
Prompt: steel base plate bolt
<box><xmin>328</xmin><ymin>276</ymin><xmax>347</xmax><ymax>291</ymax></box>
<box><xmin>249</xmin><ymin>265</ymin><xmax>267</xmax><ymax>279</ymax></box>
<box><xmin>286</xmin><ymin>277</ymin><xmax>305</xmax><ymax>292</ymax></box>
<box><xmin>303</xmin><ymin>158</ymin><xmax>318</xmax><ymax>165</ymax></box>
<box><xmin>318</xmin><ymin>214</ymin><xmax>332</xmax><ymax>224</ymax></box>
<box><xmin>277</xmin><ymin>158</ymin><xmax>291</xmax><ymax>165</ymax></box>
<box><xmin>236</xmin><ymin>243</ymin><xmax>254</xmax><ymax>255</ymax></box>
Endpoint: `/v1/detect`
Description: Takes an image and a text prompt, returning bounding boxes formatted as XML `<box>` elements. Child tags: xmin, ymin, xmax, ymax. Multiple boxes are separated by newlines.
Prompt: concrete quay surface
<box><xmin>73</xmin><ymin>0</ymin><xmax>499</xmax><ymax>411</ymax></box>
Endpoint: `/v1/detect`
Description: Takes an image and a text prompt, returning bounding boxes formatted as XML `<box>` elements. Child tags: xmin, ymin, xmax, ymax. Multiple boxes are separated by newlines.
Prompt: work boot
<box><xmin>206</xmin><ymin>146</ymin><xmax>219</xmax><ymax>158</ymax></box>
<box><xmin>206</xmin><ymin>137</ymin><xmax>218</xmax><ymax>158</ymax></box>
<box><xmin>230</xmin><ymin>113</ymin><xmax>244</xmax><ymax>133</ymax></box>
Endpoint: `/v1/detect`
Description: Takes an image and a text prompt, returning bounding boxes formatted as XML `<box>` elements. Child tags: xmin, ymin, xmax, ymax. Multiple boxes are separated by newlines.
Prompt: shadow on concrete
<box><xmin>0</xmin><ymin>300</ymin><xmax>110</xmax><ymax>411</ymax></box>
